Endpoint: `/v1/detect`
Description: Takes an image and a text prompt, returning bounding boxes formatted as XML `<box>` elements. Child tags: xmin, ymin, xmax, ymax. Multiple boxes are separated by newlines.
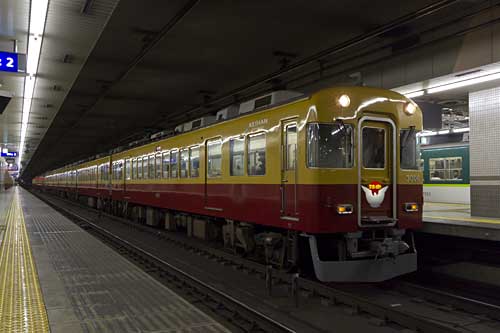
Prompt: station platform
<box><xmin>422</xmin><ymin>202</ymin><xmax>500</xmax><ymax>241</ymax></box>
<box><xmin>0</xmin><ymin>187</ymin><xmax>229</xmax><ymax>333</ymax></box>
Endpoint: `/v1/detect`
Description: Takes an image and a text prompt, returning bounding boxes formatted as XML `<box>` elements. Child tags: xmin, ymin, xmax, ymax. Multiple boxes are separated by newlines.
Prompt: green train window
<box><xmin>429</xmin><ymin>157</ymin><xmax>462</xmax><ymax>181</ymax></box>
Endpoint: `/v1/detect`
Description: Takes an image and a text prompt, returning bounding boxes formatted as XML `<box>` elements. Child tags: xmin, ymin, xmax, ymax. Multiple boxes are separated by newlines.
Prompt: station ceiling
<box><xmin>10</xmin><ymin>0</ymin><xmax>482</xmax><ymax>179</ymax></box>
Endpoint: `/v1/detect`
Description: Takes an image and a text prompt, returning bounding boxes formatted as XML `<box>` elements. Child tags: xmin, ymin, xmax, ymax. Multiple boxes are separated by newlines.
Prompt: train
<box><xmin>421</xmin><ymin>143</ymin><xmax>469</xmax><ymax>204</ymax></box>
<box><xmin>32</xmin><ymin>86</ymin><xmax>423</xmax><ymax>282</ymax></box>
<box><xmin>0</xmin><ymin>157</ymin><xmax>14</xmax><ymax>191</ymax></box>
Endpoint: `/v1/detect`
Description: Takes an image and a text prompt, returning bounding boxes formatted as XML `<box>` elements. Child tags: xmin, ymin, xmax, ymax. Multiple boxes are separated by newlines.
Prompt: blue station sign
<box><xmin>0</xmin><ymin>51</ymin><xmax>19</xmax><ymax>73</ymax></box>
<box><xmin>1</xmin><ymin>151</ymin><xmax>18</xmax><ymax>157</ymax></box>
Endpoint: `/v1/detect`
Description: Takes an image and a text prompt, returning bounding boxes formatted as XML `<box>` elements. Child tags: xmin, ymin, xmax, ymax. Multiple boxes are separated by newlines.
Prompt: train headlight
<box><xmin>404</xmin><ymin>102</ymin><xmax>416</xmax><ymax>115</ymax></box>
<box><xmin>337</xmin><ymin>204</ymin><xmax>353</xmax><ymax>215</ymax></box>
<box><xmin>337</xmin><ymin>94</ymin><xmax>351</xmax><ymax>108</ymax></box>
<box><xmin>404</xmin><ymin>202</ymin><xmax>418</xmax><ymax>212</ymax></box>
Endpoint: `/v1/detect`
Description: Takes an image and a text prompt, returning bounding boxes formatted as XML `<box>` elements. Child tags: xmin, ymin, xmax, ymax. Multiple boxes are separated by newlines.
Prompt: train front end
<box><xmin>303</xmin><ymin>87</ymin><xmax>423</xmax><ymax>282</ymax></box>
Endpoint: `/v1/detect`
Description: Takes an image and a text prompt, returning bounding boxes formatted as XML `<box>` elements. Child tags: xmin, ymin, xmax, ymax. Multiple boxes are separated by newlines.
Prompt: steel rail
<box><xmin>395</xmin><ymin>281</ymin><xmax>500</xmax><ymax>321</ymax></box>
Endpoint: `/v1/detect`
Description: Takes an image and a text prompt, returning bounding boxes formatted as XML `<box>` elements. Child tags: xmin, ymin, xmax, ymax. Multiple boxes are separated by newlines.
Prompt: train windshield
<box><xmin>400</xmin><ymin>128</ymin><xmax>419</xmax><ymax>170</ymax></box>
<box><xmin>307</xmin><ymin>123</ymin><xmax>353</xmax><ymax>168</ymax></box>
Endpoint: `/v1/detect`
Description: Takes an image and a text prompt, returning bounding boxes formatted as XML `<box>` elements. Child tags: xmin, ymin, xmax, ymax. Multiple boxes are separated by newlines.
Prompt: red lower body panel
<box><xmin>39</xmin><ymin>183</ymin><xmax>422</xmax><ymax>233</ymax></box>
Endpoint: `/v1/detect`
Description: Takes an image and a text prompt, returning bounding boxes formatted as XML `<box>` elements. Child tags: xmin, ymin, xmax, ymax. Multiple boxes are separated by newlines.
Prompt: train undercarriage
<box><xmin>47</xmin><ymin>188</ymin><xmax>417</xmax><ymax>282</ymax></box>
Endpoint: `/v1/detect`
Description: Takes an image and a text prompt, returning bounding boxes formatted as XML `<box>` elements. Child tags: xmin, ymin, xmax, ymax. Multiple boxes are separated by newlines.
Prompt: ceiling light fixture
<box><xmin>404</xmin><ymin>90</ymin><xmax>424</xmax><ymax>98</ymax></box>
<box><xmin>427</xmin><ymin>72</ymin><xmax>500</xmax><ymax>94</ymax></box>
<box><xmin>453</xmin><ymin>127</ymin><xmax>470</xmax><ymax>133</ymax></box>
<box><xmin>19</xmin><ymin>0</ymin><xmax>49</xmax><ymax>166</ymax></box>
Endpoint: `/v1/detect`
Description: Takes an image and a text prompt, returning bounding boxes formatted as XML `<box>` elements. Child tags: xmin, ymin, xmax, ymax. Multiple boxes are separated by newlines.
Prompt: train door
<box><xmin>281</xmin><ymin>119</ymin><xmax>299</xmax><ymax>220</ymax></box>
<box><xmin>358</xmin><ymin>117</ymin><xmax>397</xmax><ymax>227</ymax></box>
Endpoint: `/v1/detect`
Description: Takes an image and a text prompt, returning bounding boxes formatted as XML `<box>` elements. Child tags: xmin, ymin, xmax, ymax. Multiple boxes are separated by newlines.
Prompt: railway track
<box><xmin>31</xmin><ymin>189</ymin><xmax>500</xmax><ymax>333</ymax></box>
<box><xmin>35</xmin><ymin>192</ymin><xmax>296</xmax><ymax>333</ymax></box>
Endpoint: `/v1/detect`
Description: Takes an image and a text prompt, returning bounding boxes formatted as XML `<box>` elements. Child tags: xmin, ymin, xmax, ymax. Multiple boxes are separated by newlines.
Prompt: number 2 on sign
<box><xmin>0</xmin><ymin>57</ymin><xmax>14</xmax><ymax>68</ymax></box>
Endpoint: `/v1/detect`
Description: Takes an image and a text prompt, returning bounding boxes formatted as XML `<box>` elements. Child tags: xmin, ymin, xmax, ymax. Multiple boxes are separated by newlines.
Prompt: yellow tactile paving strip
<box><xmin>0</xmin><ymin>192</ymin><xmax>49</xmax><ymax>332</ymax></box>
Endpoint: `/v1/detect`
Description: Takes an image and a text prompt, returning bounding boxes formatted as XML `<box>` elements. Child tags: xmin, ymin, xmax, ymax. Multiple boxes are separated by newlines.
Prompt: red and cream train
<box><xmin>33</xmin><ymin>86</ymin><xmax>423</xmax><ymax>282</ymax></box>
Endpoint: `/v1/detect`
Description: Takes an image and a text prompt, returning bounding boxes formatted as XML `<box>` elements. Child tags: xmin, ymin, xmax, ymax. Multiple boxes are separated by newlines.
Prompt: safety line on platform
<box><xmin>0</xmin><ymin>190</ymin><xmax>49</xmax><ymax>332</ymax></box>
<box><xmin>424</xmin><ymin>215</ymin><xmax>500</xmax><ymax>225</ymax></box>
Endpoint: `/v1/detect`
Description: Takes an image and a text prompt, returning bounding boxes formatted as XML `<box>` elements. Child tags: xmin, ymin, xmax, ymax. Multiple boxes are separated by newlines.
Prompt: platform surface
<box><xmin>1</xmin><ymin>187</ymin><xmax>229</xmax><ymax>333</ymax></box>
<box><xmin>423</xmin><ymin>202</ymin><xmax>500</xmax><ymax>240</ymax></box>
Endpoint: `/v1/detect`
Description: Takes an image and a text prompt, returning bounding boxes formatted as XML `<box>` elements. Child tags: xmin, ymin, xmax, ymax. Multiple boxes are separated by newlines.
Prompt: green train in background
<box><xmin>421</xmin><ymin>143</ymin><xmax>470</xmax><ymax>204</ymax></box>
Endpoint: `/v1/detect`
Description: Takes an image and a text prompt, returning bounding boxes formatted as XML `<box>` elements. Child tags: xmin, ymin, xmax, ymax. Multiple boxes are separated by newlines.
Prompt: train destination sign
<box><xmin>0</xmin><ymin>51</ymin><xmax>19</xmax><ymax>73</ymax></box>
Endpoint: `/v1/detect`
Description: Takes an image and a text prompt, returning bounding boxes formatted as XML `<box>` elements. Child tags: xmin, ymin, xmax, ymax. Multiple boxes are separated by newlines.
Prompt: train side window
<box><xmin>162</xmin><ymin>152</ymin><xmax>170</xmax><ymax>178</ymax></box>
<box><xmin>125</xmin><ymin>159</ymin><xmax>131</xmax><ymax>180</ymax></box>
<box><xmin>180</xmin><ymin>149</ymin><xmax>189</xmax><ymax>178</ymax></box>
<box><xmin>142</xmin><ymin>156</ymin><xmax>148</xmax><ymax>179</ymax></box>
<box><xmin>207</xmin><ymin>139</ymin><xmax>222</xmax><ymax>177</ymax></box>
<box><xmin>171</xmin><ymin>150</ymin><xmax>178</xmax><ymax>178</ymax></box>
<box><xmin>429</xmin><ymin>157</ymin><xmax>462</xmax><ymax>181</ymax></box>
<box><xmin>117</xmin><ymin>161</ymin><xmax>123</xmax><ymax>180</ymax></box>
<box><xmin>248</xmin><ymin>133</ymin><xmax>266</xmax><ymax>176</ymax></box>
<box><xmin>155</xmin><ymin>154</ymin><xmax>162</xmax><ymax>179</ymax></box>
<box><xmin>189</xmin><ymin>146</ymin><xmax>199</xmax><ymax>178</ymax></box>
<box><xmin>149</xmin><ymin>155</ymin><xmax>155</xmax><ymax>179</ymax></box>
<box><xmin>138</xmin><ymin>157</ymin><xmax>143</xmax><ymax>179</ymax></box>
<box><xmin>132</xmin><ymin>159</ymin><xmax>136</xmax><ymax>179</ymax></box>
<box><xmin>230</xmin><ymin>138</ymin><xmax>245</xmax><ymax>176</ymax></box>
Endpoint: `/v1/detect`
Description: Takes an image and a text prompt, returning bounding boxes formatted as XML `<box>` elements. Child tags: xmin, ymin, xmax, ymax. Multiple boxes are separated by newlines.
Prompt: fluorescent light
<box><xmin>453</xmin><ymin>127</ymin><xmax>469</xmax><ymax>133</ymax></box>
<box><xmin>404</xmin><ymin>90</ymin><xmax>424</xmax><ymax>98</ymax></box>
<box><xmin>19</xmin><ymin>0</ymin><xmax>50</xmax><ymax>167</ymax></box>
<box><xmin>29</xmin><ymin>0</ymin><xmax>49</xmax><ymax>36</ymax></box>
<box><xmin>23</xmin><ymin>75</ymin><xmax>35</xmax><ymax>101</ymax></box>
<box><xmin>428</xmin><ymin>72</ymin><xmax>500</xmax><ymax>94</ymax></box>
<box><xmin>419</xmin><ymin>131</ymin><xmax>438</xmax><ymax>137</ymax></box>
<box><xmin>438</xmin><ymin>129</ymin><xmax>450</xmax><ymax>135</ymax></box>
<box><xmin>26</xmin><ymin>36</ymin><xmax>42</xmax><ymax>75</ymax></box>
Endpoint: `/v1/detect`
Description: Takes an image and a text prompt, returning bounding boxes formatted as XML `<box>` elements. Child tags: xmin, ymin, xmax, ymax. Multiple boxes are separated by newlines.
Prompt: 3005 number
<box><xmin>406</xmin><ymin>174</ymin><xmax>420</xmax><ymax>183</ymax></box>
